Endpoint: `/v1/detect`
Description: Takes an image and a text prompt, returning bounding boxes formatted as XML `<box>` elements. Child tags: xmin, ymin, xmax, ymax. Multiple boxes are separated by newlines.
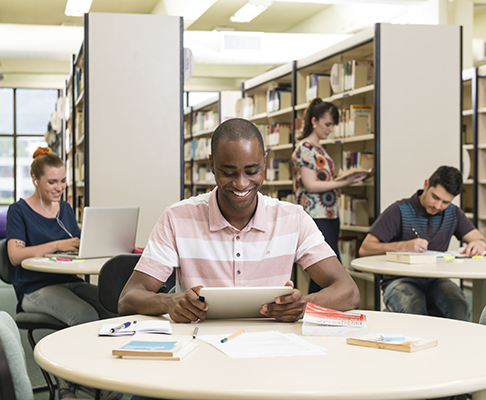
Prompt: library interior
<box><xmin>2</xmin><ymin>1</ymin><xmax>486</xmax><ymax>400</ymax></box>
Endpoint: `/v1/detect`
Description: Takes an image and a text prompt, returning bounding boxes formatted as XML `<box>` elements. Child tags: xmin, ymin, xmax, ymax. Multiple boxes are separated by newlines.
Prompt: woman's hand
<box><xmin>56</xmin><ymin>237</ymin><xmax>80</xmax><ymax>252</ymax></box>
<box><xmin>344</xmin><ymin>173</ymin><xmax>367</xmax><ymax>186</ymax></box>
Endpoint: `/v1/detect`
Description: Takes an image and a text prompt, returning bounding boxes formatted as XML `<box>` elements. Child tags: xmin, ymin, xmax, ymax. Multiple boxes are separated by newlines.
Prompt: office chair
<box><xmin>0</xmin><ymin>311</ymin><xmax>34</xmax><ymax>400</ymax></box>
<box><xmin>0</xmin><ymin>239</ymin><xmax>67</xmax><ymax>400</ymax></box>
<box><xmin>98</xmin><ymin>254</ymin><xmax>176</xmax><ymax>314</ymax></box>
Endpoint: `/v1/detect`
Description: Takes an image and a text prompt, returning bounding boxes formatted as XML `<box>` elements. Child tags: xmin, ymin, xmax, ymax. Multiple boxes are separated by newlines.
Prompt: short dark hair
<box><xmin>211</xmin><ymin>118</ymin><xmax>265</xmax><ymax>156</ymax></box>
<box><xmin>428</xmin><ymin>166</ymin><xmax>463</xmax><ymax>196</ymax></box>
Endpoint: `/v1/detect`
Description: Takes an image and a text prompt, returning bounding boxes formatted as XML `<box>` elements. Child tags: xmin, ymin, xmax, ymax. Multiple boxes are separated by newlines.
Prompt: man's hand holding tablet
<box><xmin>167</xmin><ymin>285</ymin><xmax>208</xmax><ymax>323</ymax></box>
<box><xmin>260</xmin><ymin>281</ymin><xmax>306</xmax><ymax>322</ymax></box>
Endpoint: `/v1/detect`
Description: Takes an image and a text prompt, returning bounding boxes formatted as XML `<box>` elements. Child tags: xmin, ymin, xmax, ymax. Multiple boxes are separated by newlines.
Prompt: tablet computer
<box><xmin>199</xmin><ymin>286</ymin><xmax>293</xmax><ymax>319</ymax></box>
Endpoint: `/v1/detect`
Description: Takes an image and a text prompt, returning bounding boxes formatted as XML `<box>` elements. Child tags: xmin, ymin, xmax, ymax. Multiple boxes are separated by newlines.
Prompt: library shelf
<box><xmin>192</xmin><ymin>129</ymin><xmax>214</xmax><ymax>138</ymax></box>
<box><xmin>464</xmin><ymin>179</ymin><xmax>474</xmax><ymax>185</ymax></box>
<box><xmin>463</xmin><ymin>144</ymin><xmax>474</xmax><ymax>150</ymax></box>
<box><xmin>463</xmin><ymin>109</ymin><xmax>473</xmax><ymax>116</ymax></box>
<box><xmin>268</xmin><ymin>106</ymin><xmax>293</xmax><ymax>118</ymax></box>
<box><xmin>266</xmin><ymin>143</ymin><xmax>293</xmax><ymax>152</ymax></box>
<box><xmin>262</xmin><ymin>180</ymin><xmax>293</xmax><ymax>186</ymax></box>
<box><xmin>465</xmin><ymin>212</ymin><xmax>474</xmax><ymax>219</ymax></box>
<box><xmin>193</xmin><ymin>181</ymin><xmax>216</xmax><ymax>186</ymax></box>
<box><xmin>479</xmin><ymin>107</ymin><xmax>486</xmax><ymax>114</ymax></box>
<box><xmin>340</xmin><ymin>225</ymin><xmax>370</xmax><ymax>233</ymax></box>
<box><xmin>76</xmin><ymin>136</ymin><xmax>84</xmax><ymax>147</ymax></box>
<box><xmin>248</xmin><ymin>112</ymin><xmax>268</xmax><ymax>122</ymax></box>
<box><xmin>75</xmin><ymin>91</ymin><xmax>84</xmax><ymax>107</ymax></box>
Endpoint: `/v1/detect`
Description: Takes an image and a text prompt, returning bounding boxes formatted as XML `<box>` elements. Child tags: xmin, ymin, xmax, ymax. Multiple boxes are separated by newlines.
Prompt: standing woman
<box><xmin>292</xmin><ymin>99</ymin><xmax>366</xmax><ymax>293</ymax></box>
<box><xmin>6</xmin><ymin>147</ymin><xmax>114</xmax><ymax>326</ymax></box>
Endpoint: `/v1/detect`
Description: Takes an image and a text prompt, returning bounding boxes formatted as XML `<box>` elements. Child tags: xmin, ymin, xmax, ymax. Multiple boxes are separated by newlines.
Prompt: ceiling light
<box><xmin>65</xmin><ymin>0</ymin><xmax>94</xmax><ymax>17</ymax></box>
<box><xmin>230</xmin><ymin>0</ymin><xmax>272</xmax><ymax>23</ymax></box>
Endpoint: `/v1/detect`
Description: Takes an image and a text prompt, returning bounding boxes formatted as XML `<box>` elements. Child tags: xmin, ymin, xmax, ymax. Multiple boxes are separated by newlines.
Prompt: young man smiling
<box><xmin>119</xmin><ymin>118</ymin><xmax>360</xmax><ymax>323</ymax></box>
<box><xmin>359</xmin><ymin>166</ymin><xmax>486</xmax><ymax>320</ymax></box>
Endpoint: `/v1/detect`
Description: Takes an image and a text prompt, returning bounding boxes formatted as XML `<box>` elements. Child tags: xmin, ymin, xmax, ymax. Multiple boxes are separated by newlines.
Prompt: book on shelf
<box><xmin>266</xmin><ymin>158</ymin><xmax>291</xmax><ymax>181</ymax></box>
<box><xmin>302</xmin><ymin>302</ymin><xmax>367</xmax><ymax>337</ymax></box>
<box><xmin>306</xmin><ymin>73</ymin><xmax>331</xmax><ymax>102</ymax></box>
<box><xmin>338</xmin><ymin>194</ymin><xmax>369</xmax><ymax>227</ymax></box>
<box><xmin>330</xmin><ymin>60</ymin><xmax>373</xmax><ymax>94</ymax></box>
<box><xmin>99</xmin><ymin>320</ymin><xmax>173</xmax><ymax>337</ymax></box>
<box><xmin>346</xmin><ymin>335</ymin><xmax>438</xmax><ymax>353</ymax></box>
<box><xmin>112</xmin><ymin>337</ymin><xmax>198</xmax><ymax>361</ymax></box>
<box><xmin>341</xmin><ymin>151</ymin><xmax>374</xmax><ymax>172</ymax></box>
<box><xmin>339</xmin><ymin>236</ymin><xmax>359</xmax><ymax>269</ymax></box>
<box><xmin>348</xmin><ymin>105</ymin><xmax>372</xmax><ymax>136</ymax></box>
<box><xmin>267</xmin><ymin>89</ymin><xmax>291</xmax><ymax>113</ymax></box>
<box><xmin>267</xmin><ymin>123</ymin><xmax>292</xmax><ymax>147</ymax></box>
<box><xmin>386</xmin><ymin>252</ymin><xmax>437</xmax><ymax>264</ymax></box>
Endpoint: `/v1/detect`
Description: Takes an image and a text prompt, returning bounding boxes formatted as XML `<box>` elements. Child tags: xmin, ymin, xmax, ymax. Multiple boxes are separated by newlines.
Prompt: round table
<box><xmin>351</xmin><ymin>255</ymin><xmax>486</xmax><ymax>321</ymax></box>
<box><xmin>21</xmin><ymin>257</ymin><xmax>110</xmax><ymax>275</ymax></box>
<box><xmin>35</xmin><ymin>312</ymin><xmax>486</xmax><ymax>400</ymax></box>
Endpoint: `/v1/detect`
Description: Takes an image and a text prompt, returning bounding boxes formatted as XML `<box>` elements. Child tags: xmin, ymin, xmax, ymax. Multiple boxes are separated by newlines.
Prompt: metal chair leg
<box><xmin>27</xmin><ymin>329</ymin><xmax>56</xmax><ymax>400</ymax></box>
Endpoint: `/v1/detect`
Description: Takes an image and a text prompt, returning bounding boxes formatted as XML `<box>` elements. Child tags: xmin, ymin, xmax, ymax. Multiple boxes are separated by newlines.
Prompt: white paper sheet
<box><xmin>198</xmin><ymin>330</ymin><xmax>327</xmax><ymax>358</ymax></box>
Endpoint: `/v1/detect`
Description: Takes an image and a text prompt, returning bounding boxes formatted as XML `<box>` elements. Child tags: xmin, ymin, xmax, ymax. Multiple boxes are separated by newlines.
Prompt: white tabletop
<box><xmin>21</xmin><ymin>257</ymin><xmax>110</xmax><ymax>275</ymax></box>
<box><xmin>351</xmin><ymin>255</ymin><xmax>486</xmax><ymax>279</ymax></box>
<box><xmin>35</xmin><ymin>312</ymin><xmax>486</xmax><ymax>400</ymax></box>
<box><xmin>351</xmin><ymin>255</ymin><xmax>486</xmax><ymax>322</ymax></box>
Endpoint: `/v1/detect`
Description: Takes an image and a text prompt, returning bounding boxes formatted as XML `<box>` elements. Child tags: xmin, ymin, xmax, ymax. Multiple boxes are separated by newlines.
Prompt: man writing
<box><xmin>359</xmin><ymin>166</ymin><xmax>486</xmax><ymax>320</ymax></box>
<box><xmin>119</xmin><ymin>118</ymin><xmax>360</xmax><ymax>322</ymax></box>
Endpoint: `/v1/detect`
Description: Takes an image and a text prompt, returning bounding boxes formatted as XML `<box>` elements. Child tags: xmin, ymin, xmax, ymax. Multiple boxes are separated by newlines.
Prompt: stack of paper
<box><xmin>302</xmin><ymin>302</ymin><xmax>367</xmax><ymax>337</ymax></box>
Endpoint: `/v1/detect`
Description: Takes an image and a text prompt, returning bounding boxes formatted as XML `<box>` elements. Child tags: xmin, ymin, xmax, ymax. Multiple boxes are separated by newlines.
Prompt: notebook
<box><xmin>45</xmin><ymin>206</ymin><xmax>139</xmax><ymax>259</ymax></box>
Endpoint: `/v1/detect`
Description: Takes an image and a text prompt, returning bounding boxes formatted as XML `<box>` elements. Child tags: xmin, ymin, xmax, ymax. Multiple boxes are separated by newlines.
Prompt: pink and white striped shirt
<box><xmin>135</xmin><ymin>188</ymin><xmax>335</xmax><ymax>292</ymax></box>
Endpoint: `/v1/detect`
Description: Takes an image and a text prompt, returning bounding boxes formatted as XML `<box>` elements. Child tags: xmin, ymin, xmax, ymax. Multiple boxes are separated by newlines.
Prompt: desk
<box><xmin>21</xmin><ymin>257</ymin><xmax>110</xmax><ymax>275</ymax></box>
<box><xmin>21</xmin><ymin>257</ymin><xmax>110</xmax><ymax>282</ymax></box>
<box><xmin>35</xmin><ymin>312</ymin><xmax>486</xmax><ymax>400</ymax></box>
<box><xmin>351</xmin><ymin>255</ymin><xmax>486</xmax><ymax>322</ymax></box>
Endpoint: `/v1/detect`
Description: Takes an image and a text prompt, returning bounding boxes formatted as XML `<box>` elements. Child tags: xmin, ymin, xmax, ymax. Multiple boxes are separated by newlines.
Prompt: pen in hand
<box><xmin>412</xmin><ymin>228</ymin><xmax>420</xmax><ymax>239</ymax></box>
<box><xmin>193</xmin><ymin>326</ymin><xmax>199</xmax><ymax>339</ymax></box>
<box><xmin>110</xmin><ymin>321</ymin><xmax>131</xmax><ymax>333</ymax></box>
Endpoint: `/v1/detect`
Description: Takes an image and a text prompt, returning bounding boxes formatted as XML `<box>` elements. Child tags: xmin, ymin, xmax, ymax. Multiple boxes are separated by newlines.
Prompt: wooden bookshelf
<box><xmin>64</xmin><ymin>12</ymin><xmax>183</xmax><ymax>246</ymax></box>
<box><xmin>184</xmin><ymin>91</ymin><xmax>241</xmax><ymax>198</ymax></box>
<box><xmin>240</xmin><ymin>23</ymin><xmax>461</xmax><ymax>308</ymax></box>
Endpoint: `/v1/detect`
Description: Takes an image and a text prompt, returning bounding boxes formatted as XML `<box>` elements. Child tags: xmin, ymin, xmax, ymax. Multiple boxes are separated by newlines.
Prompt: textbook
<box><xmin>335</xmin><ymin>168</ymin><xmax>372</xmax><ymax>182</ymax></box>
<box><xmin>386</xmin><ymin>252</ymin><xmax>437</xmax><ymax>264</ymax></box>
<box><xmin>302</xmin><ymin>302</ymin><xmax>367</xmax><ymax>337</ymax></box>
<box><xmin>98</xmin><ymin>320</ymin><xmax>172</xmax><ymax>336</ymax></box>
<box><xmin>346</xmin><ymin>335</ymin><xmax>438</xmax><ymax>353</ymax></box>
<box><xmin>112</xmin><ymin>337</ymin><xmax>198</xmax><ymax>360</ymax></box>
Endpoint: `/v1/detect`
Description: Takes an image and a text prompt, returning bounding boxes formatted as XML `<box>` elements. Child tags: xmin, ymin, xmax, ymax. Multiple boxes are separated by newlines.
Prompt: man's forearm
<box><xmin>303</xmin><ymin>281</ymin><xmax>361</xmax><ymax>311</ymax></box>
<box><xmin>359</xmin><ymin>240</ymin><xmax>407</xmax><ymax>257</ymax></box>
<box><xmin>118</xmin><ymin>289</ymin><xmax>174</xmax><ymax>316</ymax></box>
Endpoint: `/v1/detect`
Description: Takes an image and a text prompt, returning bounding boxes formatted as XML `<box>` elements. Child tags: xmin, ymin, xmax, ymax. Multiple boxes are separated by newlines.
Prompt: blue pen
<box><xmin>110</xmin><ymin>321</ymin><xmax>131</xmax><ymax>333</ymax></box>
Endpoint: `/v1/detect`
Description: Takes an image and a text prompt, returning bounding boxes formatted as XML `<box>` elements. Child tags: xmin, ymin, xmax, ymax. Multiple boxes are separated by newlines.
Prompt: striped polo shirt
<box><xmin>135</xmin><ymin>188</ymin><xmax>335</xmax><ymax>292</ymax></box>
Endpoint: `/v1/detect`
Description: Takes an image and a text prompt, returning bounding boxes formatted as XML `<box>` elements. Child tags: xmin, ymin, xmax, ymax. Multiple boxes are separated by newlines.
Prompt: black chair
<box><xmin>98</xmin><ymin>254</ymin><xmax>176</xmax><ymax>314</ymax></box>
<box><xmin>0</xmin><ymin>239</ymin><xmax>66</xmax><ymax>400</ymax></box>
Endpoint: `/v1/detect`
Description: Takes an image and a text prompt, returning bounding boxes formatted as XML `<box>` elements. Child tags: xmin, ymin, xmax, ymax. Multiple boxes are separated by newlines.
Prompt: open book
<box><xmin>112</xmin><ymin>336</ymin><xmax>198</xmax><ymax>360</ymax></box>
<box><xmin>99</xmin><ymin>320</ymin><xmax>172</xmax><ymax>336</ymax></box>
<box><xmin>335</xmin><ymin>168</ymin><xmax>373</xmax><ymax>182</ymax></box>
<box><xmin>346</xmin><ymin>335</ymin><xmax>438</xmax><ymax>353</ymax></box>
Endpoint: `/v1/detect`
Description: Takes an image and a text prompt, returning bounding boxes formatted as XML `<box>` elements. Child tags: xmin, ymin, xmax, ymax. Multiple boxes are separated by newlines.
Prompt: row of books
<box><xmin>193</xmin><ymin>111</ymin><xmax>219</xmax><ymax>134</ymax></box>
<box><xmin>75</xmin><ymin>110</ymin><xmax>84</xmax><ymax>142</ymax></box>
<box><xmin>342</xmin><ymin>151</ymin><xmax>374</xmax><ymax>172</ymax></box>
<box><xmin>330</xmin><ymin>60</ymin><xmax>373</xmax><ymax>94</ymax></box>
<box><xmin>267</xmin><ymin>89</ymin><xmax>292</xmax><ymax>113</ymax></box>
<box><xmin>74</xmin><ymin>63</ymin><xmax>84</xmax><ymax>101</ymax></box>
<box><xmin>256</xmin><ymin>123</ymin><xmax>292</xmax><ymax>147</ymax></box>
<box><xmin>333</xmin><ymin>105</ymin><xmax>372</xmax><ymax>138</ymax></box>
<box><xmin>185</xmin><ymin>138</ymin><xmax>211</xmax><ymax>160</ymax></box>
<box><xmin>305</xmin><ymin>74</ymin><xmax>331</xmax><ymax>103</ymax></box>
<box><xmin>74</xmin><ymin>153</ymin><xmax>84</xmax><ymax>183</ymax></box>
<box><xmin>266</xmin><ymin>158</ymin><xmax>291</xmax><ymax>182</ymax></box>
<box><xmin>239</xmin><ymin>94</ymin><xmax>266</xmax><ymax>119</ymax></box>
<box><xmin>193</xmin><ymin>164</ymin><xmax>214</xmax><ymax>184</ymax></box>
<box><xmin>338</xmin><ymin>195</ymin><xmax>369</xmax><ymax>226</ymax></box>
<box><xmin>338</xmin><ymin>236</ymin><xmax>359</xmax><ymax>269</ymax></box>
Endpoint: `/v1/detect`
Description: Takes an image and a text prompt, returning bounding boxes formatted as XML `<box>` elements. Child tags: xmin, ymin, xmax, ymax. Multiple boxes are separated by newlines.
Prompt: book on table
<box><xmin>386</xmin><ymin>252</ymin><xmax>437</xmax><ymax>264</ymax></box>
<box><xmin>112</xmin><ymin>336</ymin><xmax>198</xmax><ymax>360</ymax></box>
<box><xmin>98</xmin><ymin>320</ymin><xmax>172</xmax><ymax>336</ymax></box>
<box><xmin>302</xmin><ymin>302</ymin><xmax>367</xmax><ymax>337</ymax></box>
<box><xmin>346</xmin><ymin>335</ymin><xmax>438</xmax><ymax>353</ymax></box>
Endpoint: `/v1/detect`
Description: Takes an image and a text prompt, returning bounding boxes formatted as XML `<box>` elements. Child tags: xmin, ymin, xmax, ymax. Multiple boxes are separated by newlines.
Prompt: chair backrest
<box><xmin>98</xmin><ymin>254</ymin><xmax>176</xmax><ymax>314</ymax></box>
<box><xmin>0</xmin><ymin>239</ymin><xmax>11</xmax><ymax>284</ymax></box>
<box><xmin>0</xmin><ymin>312</ymin><xmax>34</xmax><ymax>400</ymax></box>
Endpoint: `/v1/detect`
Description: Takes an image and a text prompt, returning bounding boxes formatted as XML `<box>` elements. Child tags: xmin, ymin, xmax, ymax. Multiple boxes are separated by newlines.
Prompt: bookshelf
<box><xmin>183</xmin><ymin>91</ymin><xmax>241</xmax><ymax>198</ymax></box>
<box><xmin>64</xmin><ymin>13</ymin><xmax>183</xmax><ymax>245</ymax></box>
<box><xmin>242</xmin><ymin>62</ymin><xmax>296</xmax><ymax>203</ymax></box>
<box><xmin>462</xmin><ymin>65</ymin><xmax>486</xmax><ymax>236</ymax></box>
<box><xmin>241</xmin><ymin>23</ymin><xmax>461</xmax><ymax>308</ymax></box>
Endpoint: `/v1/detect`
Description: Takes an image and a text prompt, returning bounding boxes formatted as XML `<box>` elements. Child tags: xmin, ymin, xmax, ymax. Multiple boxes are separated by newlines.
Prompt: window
<box><xmin>0</xmin><ymin>88</ymin><xmax>59</xmax><ymax>205</ymax></box>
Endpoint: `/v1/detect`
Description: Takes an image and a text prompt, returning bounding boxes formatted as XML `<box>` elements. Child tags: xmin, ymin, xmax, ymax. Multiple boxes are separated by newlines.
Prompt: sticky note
<box><xmin>380</xmin><ymin>334</ymin><xmax>406</xmax><ymax>342</ymax></box>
